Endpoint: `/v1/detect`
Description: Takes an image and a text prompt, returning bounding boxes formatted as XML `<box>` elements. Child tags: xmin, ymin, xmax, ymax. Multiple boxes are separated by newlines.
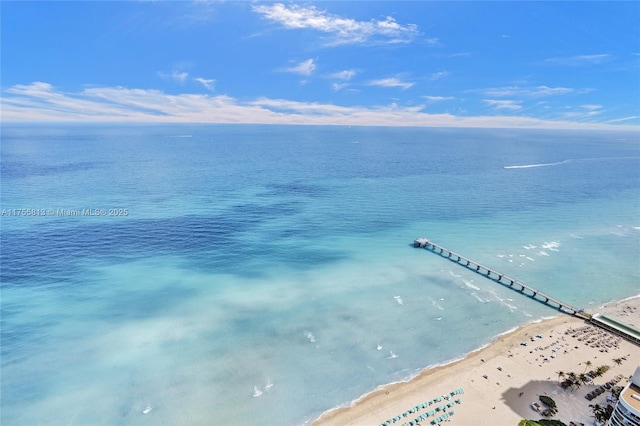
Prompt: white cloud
<box><xmin>429</xmin><ymin>71</ymin><xmax>450</xmax><ymax>81</ymax></box>
<box><xmin>581</xmin><ymin>104</ymin><xmax>603</xmax><ymax>111</ymax></box>
<box><xmin>329</xmin><ymin>70</ymin><xmax>356</xmax><ymax>80</ymax></box>
<box><xmin>484</xmin><ymin>99</ymin><xmax>522</xmax><ymax>111</ymax></box>
<box><xmin>544</xmin><ymin>54</ymin><xmax>612</xmax><ymax>65</ymax></box>
<box><xmin>252</xmin><ymin>3</ymin><xmax>418</xmax><ymax>45</ymax></box>
<box><xmin>329</xmin><ymin>70</ymin><xmax>356</xmax><ymax>91</ymax></box>
<box><xmin>3</xmin><ymin>81</ymin><xmax>638</xmax><ymax>131</ymax></box>
<box><xmin>606</xmin><ymin>116</ymin><xmax>640</xmax><ymax>123</ymax></box>
<box><xmin>158</xmin><ymin>70</ymin><xmax>189</xmax><ymax>84</ymax></box>
<box><xmin>424</xmin><ymin>96</ymin><xmax>454</xmax><ymax>102</ymax></box>
<box><xmin>481</xmin><ymin>85</ymin><xmax>575</xmax><ymax>97</ymax></box>
<box><xmin>172</xmin><ymin>71</ymin><xmax>188</xmax><ymax>83</ymax></box>
<box><xmin>283</xmin><ymin>59</ymin><xmax>316</xmax><ymax>76</ymax></box>
<box><xmin>559</xmin><ymin>104</ymin><xmax>604</xmax><ymax>120</ymax></box>
<box><xmin>368</xmin><ymin>78</ymin><xmax>414</xmax><ymax>90</ymax></box>
<box><xmin>194</xmin><ymin>77</ymin><xmax>215</xmax><ymax>91</ymax></box>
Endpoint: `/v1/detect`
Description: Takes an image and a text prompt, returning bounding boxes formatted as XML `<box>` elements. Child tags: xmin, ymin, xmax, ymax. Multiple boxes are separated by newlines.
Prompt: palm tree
<box><xmin>566</xmin><ymin>372</ymin><xmax>578</xmax><ymax>391</ymax></box>
<box><xmin>613</xmin><ymin>358</ymin><xmax>623</xmax><ymax>367</ymax></box>
<box><xmin>596</xmin><ymin>365</ymin><xmax>609</xmax><ymax>377</ymax></box>
<box><xmin>573</xmin><ymin>378</ymin><xmax>583</xmax><ymax>392</ymax></box>
<box><xmin>584</xmin><ymin>360</ymin><xmax>593</xmax><ymax>373</ymax></box>
<box><xmin>579</xmin><ymin>373</ymin><xmax>590</xmax><ymax>386</ymax></box>
<box><xmin>518</xmin><ymin>420</ymin><xmax>541</xmax><ymax>426</ymax></box>
<box><xmin>589</xmin><ymin>403</ymin><xmax>606</xmax><ymax>422</ymax></box>
<box><xmin>556</xmin><ymin>371</ymin><xmax>565</xmax><ymax>385</ymax></box>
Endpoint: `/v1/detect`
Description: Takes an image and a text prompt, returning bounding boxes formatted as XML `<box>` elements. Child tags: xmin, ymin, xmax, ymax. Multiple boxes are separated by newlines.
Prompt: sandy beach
<box><xmin>314</xmin><ymin>297</ymin><xmax>640</xmax><ymax>426</ymax></box>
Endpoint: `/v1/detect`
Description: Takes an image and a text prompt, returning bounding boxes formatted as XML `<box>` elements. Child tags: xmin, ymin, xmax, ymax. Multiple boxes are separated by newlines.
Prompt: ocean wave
<box><xmin>304</xmin><ymin>331</ymin><xmax>316</xmax><ymax>343</ymax></box>
<box><xmin>472</xmin><ymin>293</ymin><xmax>490</xmax><ymax>303</ymax></box>
<box><xmin>506</xmin><ymin>303</ymin><xmax>518</xmax><ymax>312</ymax></box>
<box><xmin>504</xmin><ymin>160</ymin><xmax>571</xmax><ymax>169</ymax></box>
<box><xmin>541</xmin><ymin>241</ymin><xmax>560</xmax><ymax>251</ymax></box>
<box><xmin>319</xmin><ymin>353</ymin><xmax>471</xmax><ymax>420</ymax></box>
<box><xmin>431</xmin><ymin>300</ymin><xmax>444</xmax><ymax>311</ymax></box>
<box><xmin>464</xmin><ymin>280</ymin><xmax>480</xmax><ymax>291</ymax></box>
<box><xmin>597</xmin><ymin>294</ymin><xmax>640</xmax><ymax>309</ymax></box>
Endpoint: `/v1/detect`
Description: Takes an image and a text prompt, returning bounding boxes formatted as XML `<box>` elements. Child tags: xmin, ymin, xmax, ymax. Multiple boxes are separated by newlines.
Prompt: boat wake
<box><xmin>504</xmin><ymin>155</ymin><xmax>640</xmax><ymax>170</ymax></box>
<box><xmin>504</xmin><ymin>160</ymin><xmax>571</xmax><ymax>169</ymax></box>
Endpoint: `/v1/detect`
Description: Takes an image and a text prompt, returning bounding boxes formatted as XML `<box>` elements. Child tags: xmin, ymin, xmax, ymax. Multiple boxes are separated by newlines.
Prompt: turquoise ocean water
<box><xmin>1</xmin><ymin>125</ymin><xmax>639</xmax><ymax>425</ymax></box>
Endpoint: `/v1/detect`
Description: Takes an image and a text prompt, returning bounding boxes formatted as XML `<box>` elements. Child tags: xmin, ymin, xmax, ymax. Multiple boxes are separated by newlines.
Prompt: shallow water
<box><xmin>1</xmin><ymin>125</ymin><xmax>638</xmax><ymax>424</ymax></box>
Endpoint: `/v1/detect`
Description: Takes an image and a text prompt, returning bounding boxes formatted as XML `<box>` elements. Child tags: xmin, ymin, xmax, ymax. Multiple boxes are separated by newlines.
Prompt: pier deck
<box><xmin>414</xmin><ymin>238</ymin><xmax>590</xmax><ymax>319</ymax></box>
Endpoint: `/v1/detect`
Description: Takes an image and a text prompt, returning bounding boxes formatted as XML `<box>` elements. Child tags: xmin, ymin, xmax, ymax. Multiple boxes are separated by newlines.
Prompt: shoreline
<box><xmin>313</xmin><ymin>296</ymin><xmax>640</xmax><ymax>425</ymax></box>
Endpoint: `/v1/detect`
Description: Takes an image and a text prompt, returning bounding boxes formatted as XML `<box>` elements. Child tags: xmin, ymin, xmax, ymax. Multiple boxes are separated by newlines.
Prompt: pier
<box><xmin>414</xmin><ymin>238</ymin><xmax>590</xmax><ymax>319</ymax></box>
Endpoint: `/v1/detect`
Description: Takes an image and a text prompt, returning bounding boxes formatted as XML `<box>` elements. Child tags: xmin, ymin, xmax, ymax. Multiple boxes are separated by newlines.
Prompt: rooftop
<box><xmin>620</xmin><ymin>383</ymin><xmax>640</xmax><ymax>412</ymax></box>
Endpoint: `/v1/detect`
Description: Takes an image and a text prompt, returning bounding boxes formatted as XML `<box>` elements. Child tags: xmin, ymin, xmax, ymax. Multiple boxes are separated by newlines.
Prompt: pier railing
<box><xmin>414</xmin><ymin>238</ymin><xmax>590</xmax><ymax>319</ymax></box>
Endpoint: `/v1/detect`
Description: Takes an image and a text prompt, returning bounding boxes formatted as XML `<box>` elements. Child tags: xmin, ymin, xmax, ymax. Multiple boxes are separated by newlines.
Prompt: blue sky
<box><xmin>2</xmin><ymin>1</ymin><xmax>639</xmax><ymax>128</ymax></box>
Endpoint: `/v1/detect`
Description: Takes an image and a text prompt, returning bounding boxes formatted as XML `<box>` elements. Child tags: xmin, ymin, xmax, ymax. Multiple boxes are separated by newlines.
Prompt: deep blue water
<box><xmin>1</xmin><ymin>124</ymin><xmax>639</xmax><ymax>425</ymax></box>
